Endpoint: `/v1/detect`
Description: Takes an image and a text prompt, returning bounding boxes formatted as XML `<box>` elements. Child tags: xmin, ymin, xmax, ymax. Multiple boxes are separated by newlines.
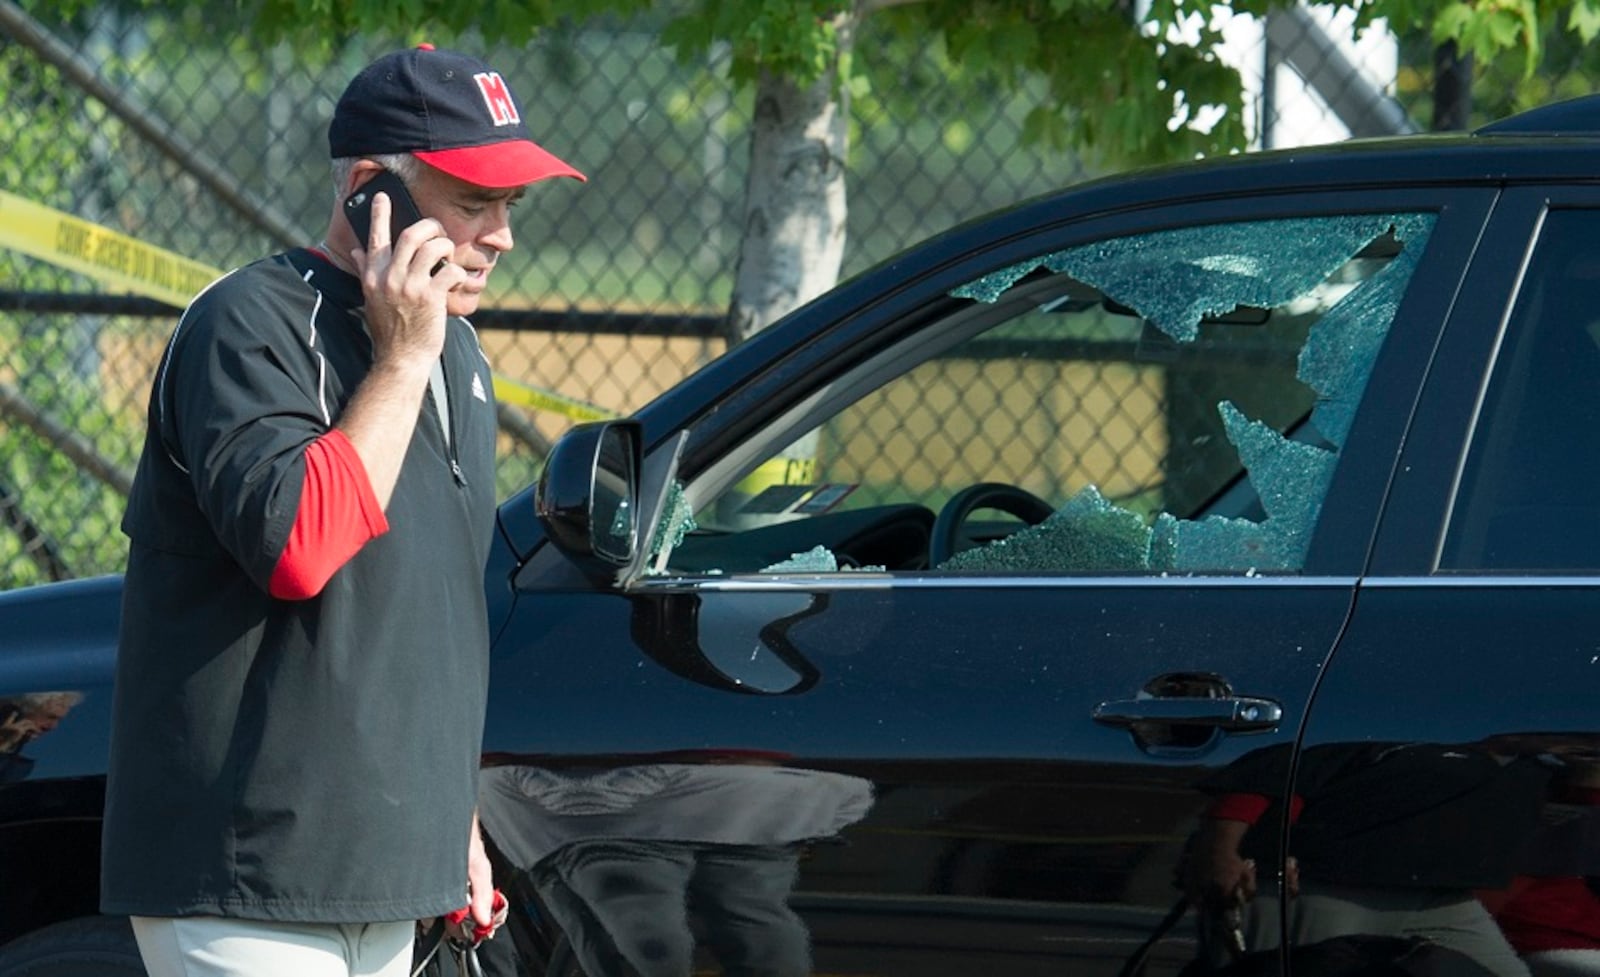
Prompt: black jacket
<box><xmin>101</xmin><ymin>249</ymin><xmax>498</xmax><ymax>922</ymax></box>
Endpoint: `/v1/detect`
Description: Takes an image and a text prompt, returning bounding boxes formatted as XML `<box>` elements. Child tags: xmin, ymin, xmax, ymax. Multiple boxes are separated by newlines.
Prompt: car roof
<box><xmin>914</xmin><ymin>95</ymin><xmax>1600</xmax><ymax>255</ymax></box>
<box><xmin>1041</xmin><ymin>93</ymin><xmax>1600</xmax><ymax>209</ymax></box>
<box><xmin>1474</xmin><ymin>93</ymin><xmax>1600</xmax><ymax>136</ymax></box>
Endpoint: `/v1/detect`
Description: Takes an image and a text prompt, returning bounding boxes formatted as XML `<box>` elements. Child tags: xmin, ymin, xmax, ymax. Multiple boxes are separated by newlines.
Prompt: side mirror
<box><xmin>535</xmin><ymin>420</ymin><xmax>642</xmax><ymax>580</ymax></box>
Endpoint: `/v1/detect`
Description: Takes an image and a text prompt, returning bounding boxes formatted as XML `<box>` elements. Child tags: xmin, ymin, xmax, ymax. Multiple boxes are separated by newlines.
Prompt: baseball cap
<box><xmin>330</xmin><ymin>44</ymin><xmax>585</xmax><ymax>188</ymax></box>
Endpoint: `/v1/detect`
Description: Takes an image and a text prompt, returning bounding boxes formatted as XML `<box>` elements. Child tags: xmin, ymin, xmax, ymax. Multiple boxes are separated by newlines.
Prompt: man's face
<box><xmin>22</xmin><ymin>699</ymin><xmax>73</xmax><ymax>734</ymax></box>
<box><xmin>408</xmin><ymin>165</ymin><xmax>528</xmax><ymax>318</ymax></box>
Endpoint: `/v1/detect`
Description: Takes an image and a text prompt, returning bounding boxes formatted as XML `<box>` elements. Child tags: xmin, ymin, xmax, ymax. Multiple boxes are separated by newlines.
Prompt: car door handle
<box><xmin>1092</xmin><ymin>695</ymin><xmax>1283</xmax><ymax>732</ymax></box>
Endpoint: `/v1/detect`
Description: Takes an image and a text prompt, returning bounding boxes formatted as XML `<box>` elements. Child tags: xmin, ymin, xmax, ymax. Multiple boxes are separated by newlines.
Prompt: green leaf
<box><xmin>1572</xmin><ymin>0</ymin><xmax>1600</xmax><ymax>41</ymax></box>
<box><xmin>941</xmin><ymin>118</ymin><xmax>974</xmax><ymax>153</ymax></box>
<box><xmin>1430</xmin><ymin>0</ymin><xmax>1541</xmax><ymax>73</ymax></box>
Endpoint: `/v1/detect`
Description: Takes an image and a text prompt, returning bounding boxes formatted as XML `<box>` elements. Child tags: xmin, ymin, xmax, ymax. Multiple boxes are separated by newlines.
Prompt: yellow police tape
<box><xmin>1</xmin><ymin>189</ymin><xmax>614</xmax><ymax>423</ymax></box>
<box><xmin>490</xmin><ymin>375</ymin><xmax>616</xmax><ymax>422</ymax></box>
<box><xmin>0</xmin><ymin>189</ymin><xmax>222</xmax><ymax>309</ymax></box>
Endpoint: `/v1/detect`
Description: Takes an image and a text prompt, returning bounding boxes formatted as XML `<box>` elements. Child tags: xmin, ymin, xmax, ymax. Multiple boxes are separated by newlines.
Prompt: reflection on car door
<box><xmin>483</xmin><ymin>188</ymin><xmax>1490</xmax><ymax>977</ymax></box>
<box><xmin>1303</xmin><ymin>191</ymin><xmax>1600</xmax><ymax>977</ymax></box>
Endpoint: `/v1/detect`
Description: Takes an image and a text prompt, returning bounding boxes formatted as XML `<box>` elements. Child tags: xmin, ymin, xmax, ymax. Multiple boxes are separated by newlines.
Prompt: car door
<box><xmin>1292</xmin><ymin>188</ymin><xmax>1600</xmax><ymax>977</ymax></box>
<box><xmin>481</xmin><ymin>186</ymin><xmax>1493</xmax><ymax>977</ymax></box>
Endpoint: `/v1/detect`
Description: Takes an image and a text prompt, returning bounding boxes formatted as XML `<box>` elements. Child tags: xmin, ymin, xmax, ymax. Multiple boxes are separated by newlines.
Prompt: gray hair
<box><xmin>13</xmin><ymin>691</ymin><xmax>84</xmax><ymax>712</ymax></box>
<box><xmin>331</xmin><ymin>153</ymin><xmax>421</xmax><ymax>199</ymax></box>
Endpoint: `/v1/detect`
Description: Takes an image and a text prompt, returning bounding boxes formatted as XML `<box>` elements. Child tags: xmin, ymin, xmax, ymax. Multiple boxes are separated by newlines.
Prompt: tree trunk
<box><xmin>725</xmin><ymin>22</ymin><xmax>852</xmax><ymax>345</ymax></box>
<box><xmin>1431</xmin><ymin>40</ymin><xmax>1473</xmax><ymax>132</ymax></box>
<box><xmin>717</xmin><ymin>18</ymin><xmax>853</xmax><ymax>527</ymax></box>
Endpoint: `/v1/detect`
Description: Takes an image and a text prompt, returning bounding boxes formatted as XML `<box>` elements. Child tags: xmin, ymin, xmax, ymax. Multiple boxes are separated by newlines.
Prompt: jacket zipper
<box><xmin>430</xmin><ymin>352</ymin><xmax>468</xmax><ymax>488</ymax></box>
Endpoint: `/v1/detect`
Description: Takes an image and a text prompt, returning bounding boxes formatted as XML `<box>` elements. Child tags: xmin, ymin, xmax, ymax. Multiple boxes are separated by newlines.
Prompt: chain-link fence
<box><xmin>1</xmin><ymin>2</ymin><xmax>1593</xmax><ymax>589</ymax></box>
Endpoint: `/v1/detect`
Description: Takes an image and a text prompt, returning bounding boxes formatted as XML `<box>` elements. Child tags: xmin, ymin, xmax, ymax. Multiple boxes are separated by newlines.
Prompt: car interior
<box><xmin>645</xmin><ymin>214</ymin><xmax>1435</xmax><ymax>578</ymax></box>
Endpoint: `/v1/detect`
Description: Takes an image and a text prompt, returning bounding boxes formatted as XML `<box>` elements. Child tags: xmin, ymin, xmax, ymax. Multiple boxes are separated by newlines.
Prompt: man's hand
<box><xmin>353</xmin><ymin>192</ymin><xmax>466</xmax><ymax>369</ymax></box>
<box><xmin>446</xmin><ymin>813</ymin><xmax>507</xmax><ymax>945</ymax></box>
<box><xmin>1182</xmin><ymin>817</ymin><xmax>1258</xmax><ymax>910</ymax></box>
<box><xmin>337</xmin><ymin>189</ymin><xmax>469</xmax><ymax>510</ymax></box>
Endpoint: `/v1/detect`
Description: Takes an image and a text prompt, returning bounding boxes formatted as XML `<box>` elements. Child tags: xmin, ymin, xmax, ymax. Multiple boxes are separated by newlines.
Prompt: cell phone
<box><xmin>343</xmin><ymin>169</ymin><xmax>424</xmax><ymax>246</ymax></box>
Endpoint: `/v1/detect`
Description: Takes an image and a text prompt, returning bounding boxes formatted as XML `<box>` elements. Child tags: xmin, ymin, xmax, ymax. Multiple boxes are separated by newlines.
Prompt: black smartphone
<box><xmin>343</xmin><ymin>169</ymin><xmax>424</xmax><ymax>246</ymax></box>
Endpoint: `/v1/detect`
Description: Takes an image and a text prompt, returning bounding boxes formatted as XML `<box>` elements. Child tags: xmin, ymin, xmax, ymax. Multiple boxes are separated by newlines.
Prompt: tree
<box><xmin>1397</xmin><ymin>0</ymin><xmax>1600</xmax><ymax>129</ymax></box>
<box><xmin>36</xmin><ymin>0</ymin><xmax>1597</xmax><ymax>345</ymax></box>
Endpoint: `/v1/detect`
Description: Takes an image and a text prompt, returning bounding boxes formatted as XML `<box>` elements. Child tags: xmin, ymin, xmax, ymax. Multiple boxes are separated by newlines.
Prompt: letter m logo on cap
<box><xmin>473</xmin><ymin>72</ymin><xmax>521</xmax><ymax>127</ymax></box>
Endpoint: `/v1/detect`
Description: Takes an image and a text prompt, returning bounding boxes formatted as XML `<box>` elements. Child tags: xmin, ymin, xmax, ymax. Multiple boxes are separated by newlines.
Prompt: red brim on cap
<box><xmin>415</xmin><ymin>139</ymin><xmax>586</xmax><ymax>188</ymax></box>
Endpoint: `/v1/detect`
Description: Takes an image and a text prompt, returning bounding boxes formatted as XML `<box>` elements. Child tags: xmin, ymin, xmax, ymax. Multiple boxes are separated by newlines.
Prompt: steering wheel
<box><xmin>929</xmin><ymin>482</ymin><xmax>1057</xmax><ymax>566</ymax></box>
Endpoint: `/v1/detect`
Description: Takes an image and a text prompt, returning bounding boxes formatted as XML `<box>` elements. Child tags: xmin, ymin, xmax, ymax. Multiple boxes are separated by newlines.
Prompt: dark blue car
<box><xmin>5</xmin><ymin>95</ymin><xmax>1600</xmax><ymax>977</ymax></box>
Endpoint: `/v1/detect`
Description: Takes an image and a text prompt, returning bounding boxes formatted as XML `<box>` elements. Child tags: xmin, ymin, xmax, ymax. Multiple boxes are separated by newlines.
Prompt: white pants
<box><xmin>1235</xmin><ymin>883</ymin><xmax>1532</xmax><ymax>977</ymax></box>
<box><xmin>130</xmin><ymin>916</ymin><xmax>415</xmax><ymax>977</ymax></box>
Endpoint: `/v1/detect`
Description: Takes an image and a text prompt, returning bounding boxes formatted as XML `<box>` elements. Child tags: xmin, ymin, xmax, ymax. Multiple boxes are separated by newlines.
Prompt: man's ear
<box><xmin>345</xmin><ymin>159</ymin><xmax>386</xmax><ymax>196</ymax></box>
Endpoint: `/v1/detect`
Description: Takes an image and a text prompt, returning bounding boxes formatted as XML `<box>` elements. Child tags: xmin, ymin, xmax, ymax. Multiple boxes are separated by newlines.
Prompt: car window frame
<box><xmin>511</xmin><ymin>185</ymin><xmax>1498</xmax><ymax>595</ymax></box>
<box><xmin>1372</xmin><ymin>186</ymin><xmax>1600</xmax><ymax>576</ymax></box>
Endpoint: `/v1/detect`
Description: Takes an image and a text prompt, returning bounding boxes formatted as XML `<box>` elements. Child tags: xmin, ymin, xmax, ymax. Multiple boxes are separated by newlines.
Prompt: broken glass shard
<box><xmin>761</xmin><ymin>545</ymin><xmax>840</xmax><ymax>573</ymax></box>
<box><xmin>938</xmin><ymin>485</ymin><xmax>1153</xmax><ymax>572</ymax></box>
<box><xmin>953</xmin><ymin>215</ymin><xmax>1404</xmax><ymax>342</ymax></box>
<box><xmin>1299</xmin><ymin>213</ymin><xmax>1435</xmax><ymax>446</ymax></box>
<box><xmin>645</xmin><ymin>481</ymin><xmax>697</xmax><ymax>574</ymax></box>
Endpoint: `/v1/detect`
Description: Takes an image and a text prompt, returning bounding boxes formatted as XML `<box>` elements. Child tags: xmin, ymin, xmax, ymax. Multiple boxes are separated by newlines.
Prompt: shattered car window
<box><xmin>951</xmin><ymin>215</ymin><xmax>1413</xmax><ymax>345</ymax></box>
<box><xmin>666</xmin><ymin>212</ymin><xmax>1433</xmax><ymax>576</ymax></box>
<box><xmin>645</xmin><ymin>482</ymin><xmax>697</xmax><ymax>575</ymax></box>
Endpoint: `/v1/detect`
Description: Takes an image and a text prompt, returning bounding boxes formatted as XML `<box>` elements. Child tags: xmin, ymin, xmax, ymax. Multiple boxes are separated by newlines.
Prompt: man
<box><xmin>1183</xmin><ymin>739</ymin><xmax>1548</xmax><ymax>977</ymax></box>
<box><xmin>0</xmin><ymin>691</ymin><xmax>83</xmax><ymax>783</ymax></box>
<box><xmin>100</xmin><ymin>45</ymin><xmax>583</xmax><ymax>977</ymax></box>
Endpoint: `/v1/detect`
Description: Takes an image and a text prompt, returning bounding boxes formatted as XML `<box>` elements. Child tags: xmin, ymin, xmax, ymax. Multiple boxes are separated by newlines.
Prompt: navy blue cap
<box><xmin>330</xmin><ymin>44</ymin><xmax>584</xmax><ymax>188</ymax></box>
